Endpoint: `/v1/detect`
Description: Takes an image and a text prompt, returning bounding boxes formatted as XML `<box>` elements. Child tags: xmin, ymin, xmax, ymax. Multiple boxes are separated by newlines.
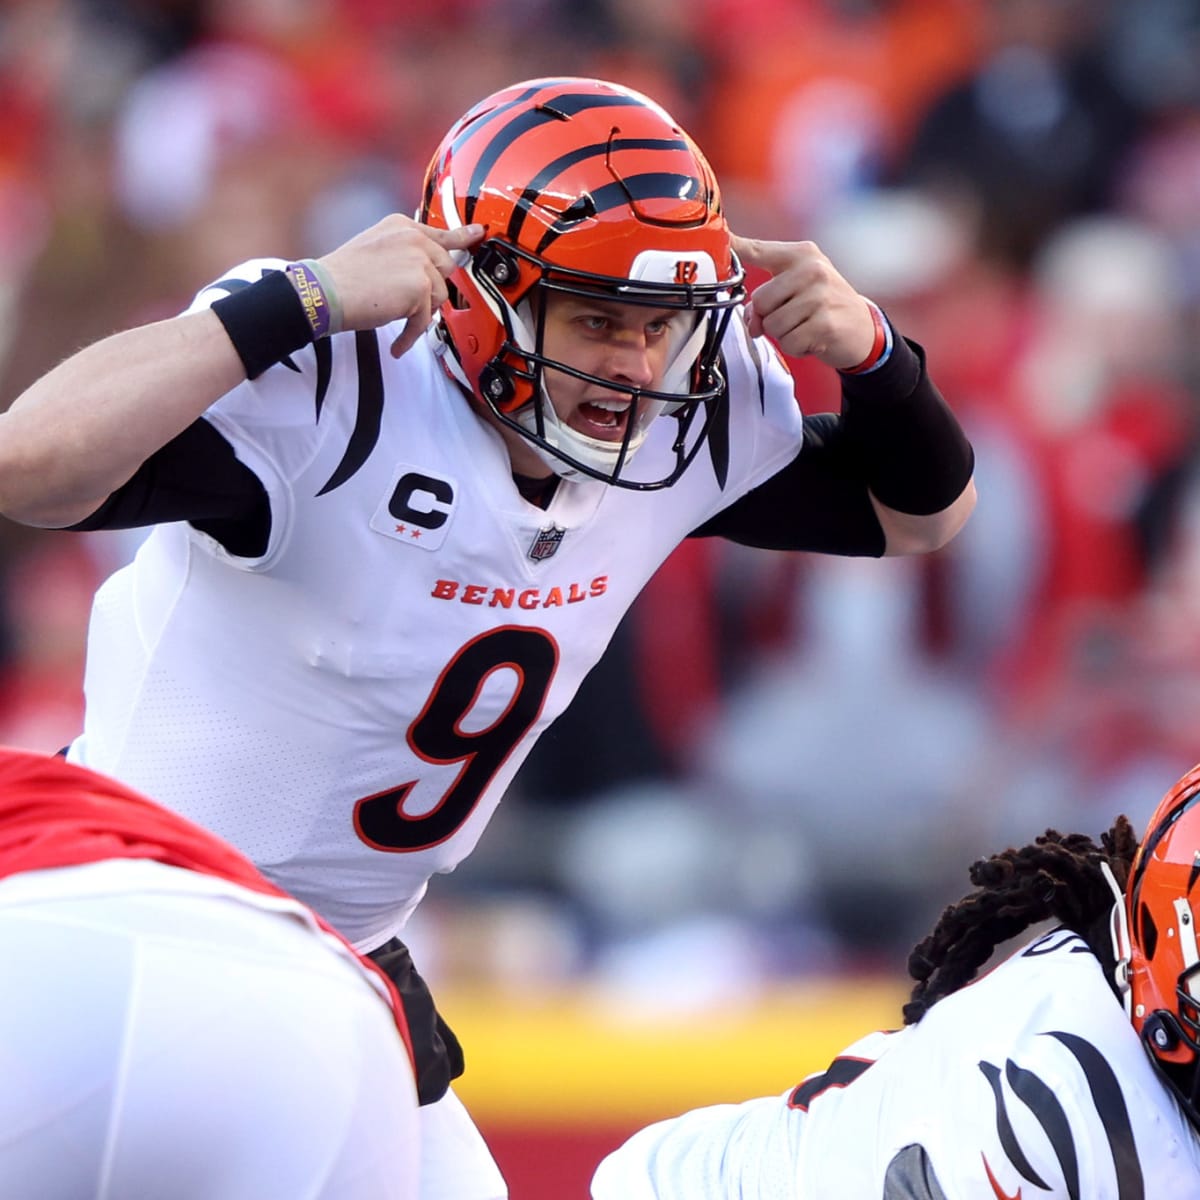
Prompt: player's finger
<box><xmin>743</xmin><ymin>298</ymin><xmax>764</xmax><ymax>339</ymax></box>
<box><xmin>423</xmin><ymin>258</ymin><xmax>449</xmax><ymax>308</ymax></box>
<box><xmin>426</xmin><ymin>222</ymin><xmax>485</xmax><ymax>265</ymax></box>
<box><xmin>390</xmin><ymin>298</ymin><xmax>433</xmax><ymax>359</ymax></box>
<box><xmin>730</xmin><ymin>233</ymin><xmax>808</xmax><ymax>274</ymax></box>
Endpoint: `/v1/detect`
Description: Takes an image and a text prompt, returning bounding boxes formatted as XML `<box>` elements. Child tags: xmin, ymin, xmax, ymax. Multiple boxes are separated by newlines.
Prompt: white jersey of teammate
<box><xmin>67</xmin><ymin>257</ymin><xmax>805</xmax><ymax>951</ymax></box>
<box><xmin>591</xmin><ymin>929</ymin><xmax>1200</xmax><ymax>1199</ymax></box>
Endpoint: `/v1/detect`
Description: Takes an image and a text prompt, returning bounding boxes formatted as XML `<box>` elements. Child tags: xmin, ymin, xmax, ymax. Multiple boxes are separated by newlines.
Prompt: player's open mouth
<box><xmin>574</xmin><ymin>398</ymin><xmax>631</xmax><ymax>442</ymax></box>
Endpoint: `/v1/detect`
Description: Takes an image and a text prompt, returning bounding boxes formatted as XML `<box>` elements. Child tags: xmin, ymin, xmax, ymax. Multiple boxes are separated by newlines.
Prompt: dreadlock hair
<box><xmin>902</xmin><ymin>816</ymin><xmax>1140</xmax><ymax>1026</ymax></box>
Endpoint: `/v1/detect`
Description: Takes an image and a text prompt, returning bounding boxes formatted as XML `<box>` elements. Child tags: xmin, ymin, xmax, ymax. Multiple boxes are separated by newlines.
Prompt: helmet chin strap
<box><xmin>1102</xmin><ymin>860</ymin><xmax>1133</xmax><ymax>1017</ymax></box>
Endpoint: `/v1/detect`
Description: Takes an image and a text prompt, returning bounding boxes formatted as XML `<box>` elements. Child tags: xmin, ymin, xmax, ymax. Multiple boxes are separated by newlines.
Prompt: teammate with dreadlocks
<box><xmin>0</xmin><ymin>78</ymin><xmax>975</xmax><ymax>1199</ymax></box>
<box><xmin>591</xmin><ymin>765</ymin><xmax>1200</xmax><ymax>1198</ymax></box>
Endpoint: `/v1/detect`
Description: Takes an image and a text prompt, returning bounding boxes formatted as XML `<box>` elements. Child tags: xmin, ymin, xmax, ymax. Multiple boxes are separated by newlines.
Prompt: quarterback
<box><xmin>0</xmin><ymin>78</ymin><xmax>975</xmax><ymax>1199</ymax></box>
<box><xmin>592</xmin><ymin>768</ymin><xmax>1200</xmax><ymax>1199</ymax></box>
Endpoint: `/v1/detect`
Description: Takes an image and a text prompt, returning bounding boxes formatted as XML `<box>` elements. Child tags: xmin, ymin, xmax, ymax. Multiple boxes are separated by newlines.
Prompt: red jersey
<box><xmin>0</xmin><ymin>746</ymin><xmax>412</xmax><ymax>1060</ymax></box>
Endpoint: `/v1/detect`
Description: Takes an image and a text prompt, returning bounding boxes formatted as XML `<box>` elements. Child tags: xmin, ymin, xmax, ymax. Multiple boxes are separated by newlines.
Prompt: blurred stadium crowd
<box><xmin>1</xmin><ymin>0</ymin><xmax>1199</xmax><ymax>1006</ymax></box>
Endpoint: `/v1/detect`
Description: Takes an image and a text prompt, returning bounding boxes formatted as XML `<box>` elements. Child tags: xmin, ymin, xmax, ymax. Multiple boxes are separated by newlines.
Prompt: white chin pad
<box><xmin>515</xmin><ymin>386</ymin><xmax>658</xmax><ymax>480</ymax></box>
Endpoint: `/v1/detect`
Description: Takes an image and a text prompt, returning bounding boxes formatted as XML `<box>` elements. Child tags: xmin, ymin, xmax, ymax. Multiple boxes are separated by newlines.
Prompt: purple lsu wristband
<box><xmin>285</xmin><ymin>260</ymin><xmax>333</xmax><ymax>340</ymax></box>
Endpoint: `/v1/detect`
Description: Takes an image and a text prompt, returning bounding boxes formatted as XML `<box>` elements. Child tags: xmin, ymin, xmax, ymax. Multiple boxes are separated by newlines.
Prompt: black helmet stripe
<box><xmin>534</xmin><ymin>173</ymin><xmax>707</xmax><ymax>254</ymax></box>
<box><xmin>536</xmin><ymin>90</ymin><xmax>656</xmax><ymax>118</ymax></box>
<box><xmin>505</xmin><ymin>137</ymin><xmax>689</xmax><ymax>244</ymax></box>
<box><xmin>1130</xmin><ymin>785</ymin><xmax>1200</xmax><ymax>928</ymax></box>
<box><xmin>457</xmin><ymin>89</ymin><xmax>659</xmax><ymax>223</ymax></box>
<box><xmin>462</xmin><ymin>109</ymin><xmax>557</xmax><ymax>223</ymax></box>
<box><xmin>424</xmin><ymin>83</ymin><xmax>549</xmax><ymax>216</ymax></box>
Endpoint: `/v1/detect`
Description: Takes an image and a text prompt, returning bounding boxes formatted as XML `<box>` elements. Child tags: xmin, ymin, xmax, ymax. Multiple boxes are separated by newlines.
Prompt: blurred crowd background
<box><xmin>2</xmin><ymin>0</ymin><xmax>1200</xmax><ymax>1010</ymax></box>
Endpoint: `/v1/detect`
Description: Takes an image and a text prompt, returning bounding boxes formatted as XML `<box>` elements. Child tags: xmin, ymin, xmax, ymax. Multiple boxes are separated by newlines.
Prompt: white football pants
<box><xmin>417</xmin><ymin>1087</ymin><xmax>509</xmax><ymax>1200</ymax></box>
<box><xmin>0</xmin><ymin>859</ymin><xmax>420</xmax><ymax>1200</ymax></box>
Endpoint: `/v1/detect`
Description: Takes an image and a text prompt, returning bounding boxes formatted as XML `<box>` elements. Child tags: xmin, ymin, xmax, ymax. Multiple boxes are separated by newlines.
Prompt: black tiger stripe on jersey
<box><xmin>1022</xmin><ymin>929</ymin><xmax>1087</xmax><ymax>958</ymax></box>
<box><xmin>978</xmin><ymin>1061</ymin><xmax>1051</xmax><ymax>1190</ymax></box>
<box><xmin>210</xmin><ymin>269</ymin><xmax>345</xmax><ymax>492</ymax></box>
<box><xmin>981</xmin><ymin>1036</ymin><xmax>1143</xmax><ymax>1200</ymax></box>
<box><xmin>787</xmin><ymin>1055</ymin><xmax>874</xmax><ymax>1111</ymax></box>
<box><xmin>317</xmin><ymin>330</ymin><xmax>385</xmax><ymax>496</ymax></box>
<box><xmin>741</xmin><ymin>323</ymin><xmax>767</xmax><ymax>414</ymax></box>
<box><xmin>312</xmin><ymin>337</ymin><xmax>333</xmax><ymax>423</ymax></box>
<box><xmin>1050</xmin><ymin>1032</ymin><xmax>1145</xmax><ymax>1200</ymax></box>
<box><xmin>505</xmin><ymin>137</ymin><xmax>689</xmax><ymax>245</ymax></box>
<box><xmin>706</xmin><ymin>367</ymin><xmax>730</xmax><ymax>490</ymax></box>
<box><xmin>1006</xmin><ymin>1058</ymin><xmax>1080</xmax><ymax>1198</ymax></box>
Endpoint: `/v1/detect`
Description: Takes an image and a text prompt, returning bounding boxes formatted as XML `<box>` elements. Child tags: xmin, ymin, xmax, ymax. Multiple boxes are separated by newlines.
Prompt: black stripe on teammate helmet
<box><xmin>457</xmin><ymin>90</ymin><xmax>656</xmax><ymax>223</ymax></box>
<box><xmin>534</xmin><ymin>172</ymin><xmax>708</xmax><ymax>254</ymax></box>
<box><xmin>1130</xmin><ymin>787</ymin><xmax>1200</xmax><ymax>929</ymax></box>
<box><xmin>506</xmin><ymin>137</ymin><xmax>690</xmax><ymax>244</ymax></box>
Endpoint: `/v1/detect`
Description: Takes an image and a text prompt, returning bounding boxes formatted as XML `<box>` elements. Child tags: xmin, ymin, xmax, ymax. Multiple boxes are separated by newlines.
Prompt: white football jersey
<box><xmin>67</xmin><ymin>257</ymin><xmax>806</xmax><ymax>949</ymax></box>
<box><xmin>591</xmin><ymin>929</ymin><xmax>1200</xmax><ymax>1199</ymax></box>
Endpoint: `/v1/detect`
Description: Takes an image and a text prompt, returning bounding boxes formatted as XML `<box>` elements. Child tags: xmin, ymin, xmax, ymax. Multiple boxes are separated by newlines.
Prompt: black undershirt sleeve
<box><xmin>690</xmin><ymin>335</ymin><xmax>972</xmax><ymax>556</ymax></box>
<box><xmin>63</xmin><ymin>418</ymin><xmax>272</xmax><ymax>559</ymax></box>
<box><xmin>690</xmin><ymin>412</ymin><xmax>886</xmax><ymax>556</ymax></box>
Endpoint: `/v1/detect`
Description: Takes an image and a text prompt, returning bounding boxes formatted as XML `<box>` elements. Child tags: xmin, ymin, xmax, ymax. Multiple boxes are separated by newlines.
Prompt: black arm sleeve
<box><xmin>690</xmin><ymin>334</ymin><xmax>973</xmax><ymax>555</ymax></box>
<box><xmin>690</xmin><ymin>412</ymin><xmax>886</xmax><ymax>555</ymax></box>
<box><xmin>838</xmin><ymin>334</ymin><xmax>974</xmax><ymax>516</ymax></box>
<box><xmin>64</xmin><ymin>417</ymin><xmax>272</xmax><ymax>558</ymax></box>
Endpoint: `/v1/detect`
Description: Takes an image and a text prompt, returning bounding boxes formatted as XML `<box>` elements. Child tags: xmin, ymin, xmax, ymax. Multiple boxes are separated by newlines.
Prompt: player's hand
<box><xmin>730</xmin><ymin>234</ymin><xmax>876</xmax><ymax>371</ymax></box>
<box><xmin>315</xmin><ymin>214</ymin><xmax>486</xmax><ymax>358</ymax></box>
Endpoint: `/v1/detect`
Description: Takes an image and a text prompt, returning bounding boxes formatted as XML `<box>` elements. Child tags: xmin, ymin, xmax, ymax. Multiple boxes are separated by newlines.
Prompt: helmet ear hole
<box><xmin>1141</xmin><ymin>903</ymin><xmax>1159</xmax><ymax>959</ymax></box>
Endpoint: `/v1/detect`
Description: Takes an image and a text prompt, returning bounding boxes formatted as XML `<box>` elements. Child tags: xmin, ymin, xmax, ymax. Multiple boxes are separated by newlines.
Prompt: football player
<box><xmin>0</xmin><ymin>78</ymin><xmax>975</xmax><ymax>1199</ymax></box>
<box><xmin>0</xmin><ymin>747</ymin><xmax>418</xmax><ymax>1200</ymax></box>
<box><xmin>591</xmin><ymin>765</ymin><xmax>1200</xmax><ymax>1198</ymax></box>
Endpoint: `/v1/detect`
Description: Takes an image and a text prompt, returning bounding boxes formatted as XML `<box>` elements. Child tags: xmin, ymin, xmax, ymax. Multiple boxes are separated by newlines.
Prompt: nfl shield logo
<box><xmin>529</xmin><ymin>524</ymin><xmax>566</xmax><ymax>562</ymax></box>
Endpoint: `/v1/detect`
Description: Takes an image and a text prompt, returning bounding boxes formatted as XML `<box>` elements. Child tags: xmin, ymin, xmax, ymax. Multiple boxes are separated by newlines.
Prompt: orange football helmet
<box><xmin>1118</xmin><ymin>762</ymin><xmax>1200</xmax><ymax>1126</ymax></box>
<box><xmin>418</xmin><ymin>77</ymin><xmax>744</xmax><ymax>488</ymax></box>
